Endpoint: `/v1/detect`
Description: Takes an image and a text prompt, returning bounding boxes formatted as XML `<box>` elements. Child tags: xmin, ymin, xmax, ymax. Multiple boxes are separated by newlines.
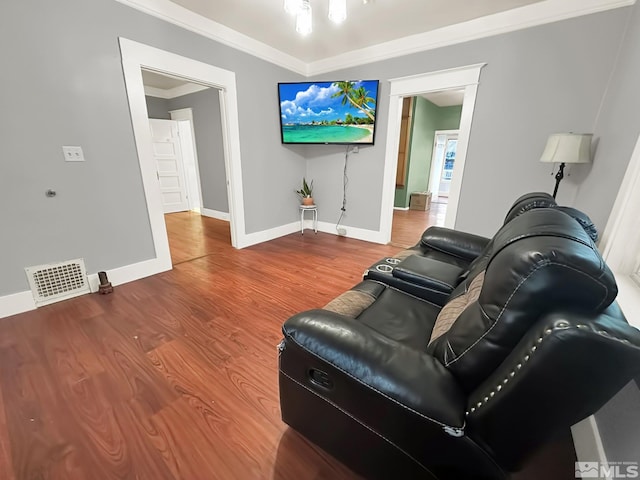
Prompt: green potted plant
<box><xmin>295</xmin><ymin>178</ymin><xmax>314</xmax><ymax>205</ymax></box>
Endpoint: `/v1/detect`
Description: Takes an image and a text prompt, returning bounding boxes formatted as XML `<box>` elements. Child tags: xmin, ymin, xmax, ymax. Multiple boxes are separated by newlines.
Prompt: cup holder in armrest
<box><xmin>376</xmin><ymin>264</ymin><xmax>394</xmax><ymax>273</ymax></box>
<box><xmin>385</xmin><ymin>257</ymin><xmax>401</xmax><ymax>265</ymax></box>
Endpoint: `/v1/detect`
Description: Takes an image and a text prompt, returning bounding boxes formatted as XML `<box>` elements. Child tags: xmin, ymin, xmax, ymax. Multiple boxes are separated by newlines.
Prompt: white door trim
<box><xmin>119</xmin><ymin>38</ymin><xmax>246</xmax><ymax>272</ymax></box>
<box><xmin>380</xmin><ymin>63</ymin><xmax>486</xmax><ymax>242</ymax></box>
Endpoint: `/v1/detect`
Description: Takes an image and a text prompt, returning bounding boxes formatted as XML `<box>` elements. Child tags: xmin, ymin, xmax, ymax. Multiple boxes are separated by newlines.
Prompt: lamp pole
<box><xmin>552</xmin><ymin>162</ymin><xmax>566</xmax><ymax>199</ymax></box>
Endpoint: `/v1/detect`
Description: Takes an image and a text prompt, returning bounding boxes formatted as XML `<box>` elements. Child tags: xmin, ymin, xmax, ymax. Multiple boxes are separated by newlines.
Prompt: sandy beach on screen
<box><xmin>350</xmin><ymin>124</ymin><xmax>374</xmax><ymax>143</ymax></box>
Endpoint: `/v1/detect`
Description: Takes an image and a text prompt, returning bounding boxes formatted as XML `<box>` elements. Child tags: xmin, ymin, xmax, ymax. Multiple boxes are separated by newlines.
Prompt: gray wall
<box><xmin>574</xmin><ymin>1</ymin><xmax>640</xmax><ymax>234</ymax></box>
<box><xmin>0</xmin><ymin>0</ymin><xmax>304</xmax><ymax>296</ymax></box>
<box><xmin>145</xmin><ymin>96</ymin><xmax>170</xmax><ymax>120</ymax></box>
<box><xmin>308</xmin><ymin>8</ymin><xmax>630</xmax><ymax>237</ymax></box>
<box><xmin>168</xmin><ymin>89</ymin><xmax>228</xmax><ymax>214</ymax></box>
<box><xmin>2</xmin><ymin>0</ymin><xmax>638</xmax><ymax>298</ymax></box>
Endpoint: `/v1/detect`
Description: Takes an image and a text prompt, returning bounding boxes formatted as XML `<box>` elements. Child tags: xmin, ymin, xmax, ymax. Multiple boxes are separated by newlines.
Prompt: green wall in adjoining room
<box><xmin>394</xmin><ymin>99</ymin><xmax>462</xmax><ymax>208</ymax></box>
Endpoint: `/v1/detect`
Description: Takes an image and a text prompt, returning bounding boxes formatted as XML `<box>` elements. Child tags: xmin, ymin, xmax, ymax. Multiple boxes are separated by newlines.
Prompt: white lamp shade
<box><xmin>328</xmin><ymin>0</ymin><xmax>347</xmax><ymax>23</ymax></box>
<box><xmin>540</xmin><ymin>133</ymin><xmax>592</xmax><ymax>164</ymax></box>
<box><xmin>296</xmin><ymin>0</ymin><xmax>312</xmax><ymax>35</ymax></box>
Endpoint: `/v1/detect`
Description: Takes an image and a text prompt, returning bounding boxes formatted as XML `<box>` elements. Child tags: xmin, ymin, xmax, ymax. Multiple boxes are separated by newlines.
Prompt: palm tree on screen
<box><xmin>331</xmin><ymin>82</ymin><xmax>375</xmax><ymax>122</ymax></box>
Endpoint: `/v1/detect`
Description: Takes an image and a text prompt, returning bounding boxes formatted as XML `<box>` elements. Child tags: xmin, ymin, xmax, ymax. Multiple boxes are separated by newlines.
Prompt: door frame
<box><xmin>119</xmin><ymin>38</ymin><xmax>246</xmax><ymax>274</ymax></box>
<box><xmin>380</xmin><ymin>63</ymin><xmax>485</xmax><ymax>242</ymax></box>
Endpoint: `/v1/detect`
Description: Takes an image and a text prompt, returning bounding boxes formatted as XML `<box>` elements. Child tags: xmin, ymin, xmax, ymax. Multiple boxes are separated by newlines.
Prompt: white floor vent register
<box><xmin>25</xmin><ymin>259</ymin><xmax>91</xmax><ymax>307</ymax></box>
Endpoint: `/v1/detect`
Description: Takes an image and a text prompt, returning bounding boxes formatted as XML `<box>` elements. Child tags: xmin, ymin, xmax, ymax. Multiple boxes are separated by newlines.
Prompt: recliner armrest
<box><xmin>420</xmin><ymin>227</ymin><xmax>490</xmax><ymax>262</ymax></box>
<box><xmin>282</xmin><ymin>309</ymin><xmax>466</xmax><ymax>429</ymax></box>
<box><xmin>465</xmin><ymin>303</ymin><xmax>640</xmax><ymax>471</ymax></box>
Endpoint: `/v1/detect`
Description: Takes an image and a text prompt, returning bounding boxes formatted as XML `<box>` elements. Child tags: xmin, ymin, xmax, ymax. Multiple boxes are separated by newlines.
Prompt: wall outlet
<box><xmin>62</xmin><ymin>146</ymin><xmax>85</xmax><ymax>162</ymax></box>
<box><xmin>352</xmin><ymin>146</ymin><xmax>359</xmax><ymax>154</ymax></box>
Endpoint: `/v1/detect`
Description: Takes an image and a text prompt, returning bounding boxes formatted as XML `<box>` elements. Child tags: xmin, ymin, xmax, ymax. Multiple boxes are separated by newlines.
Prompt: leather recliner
<box><xmin>363</xmin><ymin>192</ymin><xmax>558</xmax><ymax>305</ymax></box>
<box><xmin>278</xmin><ymin>207</ymin><xmax>640</xmax><ymax>479</ymax></box>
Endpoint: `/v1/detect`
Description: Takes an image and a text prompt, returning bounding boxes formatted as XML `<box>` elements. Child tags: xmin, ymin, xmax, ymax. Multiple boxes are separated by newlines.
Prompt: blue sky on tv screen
<box><xmin>279</xmin><ymin>80</ymin><xmax>378</xmax><ymax>125</ymax></box>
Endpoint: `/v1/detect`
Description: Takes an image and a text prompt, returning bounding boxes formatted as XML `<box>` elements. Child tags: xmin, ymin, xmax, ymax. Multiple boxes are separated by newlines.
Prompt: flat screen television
<box><xmin>278</xmin><ymin>80</ymin><xmax>379</xmax><ymax>145</ymax></box>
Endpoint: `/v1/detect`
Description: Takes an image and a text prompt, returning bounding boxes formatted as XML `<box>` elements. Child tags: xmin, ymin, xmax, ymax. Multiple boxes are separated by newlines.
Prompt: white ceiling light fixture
<box><xmin>328</xmin><ymin>0</ymin><xmax>347</xmax><ymax>23</ymax></box>
<box><xmin>296</xmin><ymin>0</ymin><xmax>313</xmax><ymax>36</ymax></box>
<box><xmin>287</xmin><ymin>0</ymin><xmax>353</xmax><ymax>35</ymax></box>
<box><xmin>284</xmin><ymin>0</ymin><xmax>303</xmax><ymax>15</ymax></box>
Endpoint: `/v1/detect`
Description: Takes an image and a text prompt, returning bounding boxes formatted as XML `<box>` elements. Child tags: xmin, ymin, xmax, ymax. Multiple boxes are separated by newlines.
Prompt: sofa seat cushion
<box><xmin>357</xmin><ymin>287</ymin><xmax>441</xmax><ymax>350</ymax></box>
<box><xmin>323</xmin><ymin>280</ymin><xmax>441</xmax><ymax>351</ymax></box>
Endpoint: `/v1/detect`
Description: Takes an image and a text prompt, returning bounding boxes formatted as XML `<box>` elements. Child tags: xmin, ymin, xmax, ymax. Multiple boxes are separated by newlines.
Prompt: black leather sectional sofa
<box><xmin>278</xmin><ymin>193</ymin><xmax>640</xmax><ymax>479</ymax></box>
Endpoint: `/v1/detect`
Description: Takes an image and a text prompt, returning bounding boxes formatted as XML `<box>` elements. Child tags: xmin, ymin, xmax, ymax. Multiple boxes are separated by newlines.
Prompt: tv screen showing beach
<box><xmin>278</xmin><ymin>80</ymin><xmax>379</xmax><ymax>145</ymax></box>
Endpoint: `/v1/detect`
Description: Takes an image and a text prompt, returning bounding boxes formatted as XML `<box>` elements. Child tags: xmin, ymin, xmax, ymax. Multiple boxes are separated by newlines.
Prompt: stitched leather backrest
<box><xmin>554</xmin><ymin>206</ymin><xmax>598</xmax><ymax>242</ymax></box>
<box><xmin>458</xmin><ymin>192</ymin><xmax>559</xmax><ymax>284</ymax></box>
<box><xmin>427</xmin><ymin>208</ymin><xmax>617</xmax><ymax>392</ymax></box>
<box><xmin>502</xmin><ymin>192</ymin><xmax>557</xmax><ymax>225</ymax></box>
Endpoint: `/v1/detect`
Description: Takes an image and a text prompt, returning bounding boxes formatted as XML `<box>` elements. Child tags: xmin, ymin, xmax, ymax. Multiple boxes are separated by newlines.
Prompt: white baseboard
<box><xmin>201</xmin><ymin>208</ymin><xmax>230</xmax><ymax>221</ymax></box>
<box><xmin>394</xmin><ymin>206</ymin><xmax>410</xmax><ymax>211</ymax></box>
<box><xmin>316</xmin><ymin>221</ymin><xmax>387</xmax><ymax>244</ymax></box>
<box><xmin>0</xmin><ymin>257</ymin><xmax>171</xmax><ymax>320</ymax></box>
<box><xmin>0</xmin><ymin>218</ymin><xmax>384</xmax><ymax>318</ymax></box>
<box><xmin>237</xmin><ymin>222</ymin><xmax>300</xmax><ymax>248</ymax></box>
<box><xmin>572</xmin><ymin>415</ymin><xmax>610</xmax><ymax>479</ymax></box>
<box><xmin>0</xmin><ymin>290</ymin><xmax>37</xmax><ymax>319</ymax></box>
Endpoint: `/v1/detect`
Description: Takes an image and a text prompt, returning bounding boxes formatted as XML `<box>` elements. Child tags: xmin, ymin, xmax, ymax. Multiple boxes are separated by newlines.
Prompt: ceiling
<box><xmin>422</xmin><ymin>89</ymin><xmax>465</xmax><ymax>107</ymax></box>
<box><xmin>169</xmin><ymin>0</ymin><xmax>545</xmax><ymax>62</ymax></box>
<box><xmin>141</xmin><ymin>69</ymin><xmax>191</xmax><ymax>90</ymax></box>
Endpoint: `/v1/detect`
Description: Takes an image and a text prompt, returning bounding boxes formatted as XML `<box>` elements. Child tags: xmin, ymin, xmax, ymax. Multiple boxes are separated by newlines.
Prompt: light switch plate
<box><xmin>62</xmin><ymin>146</ymin><xmax>85</xmax><ymax>162</ymax></box>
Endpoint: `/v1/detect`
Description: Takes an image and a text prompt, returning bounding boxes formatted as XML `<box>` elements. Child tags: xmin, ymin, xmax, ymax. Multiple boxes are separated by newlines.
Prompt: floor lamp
<box><xmin>540</xmin><ymin>133</ymin><xmax>592</xmax><ymax>199</ymax></box>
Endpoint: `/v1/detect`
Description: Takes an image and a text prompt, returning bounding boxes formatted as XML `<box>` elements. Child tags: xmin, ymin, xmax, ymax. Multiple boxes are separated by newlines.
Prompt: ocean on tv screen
<box><xmin>282</xmin><ymin>124</ymin><xmax>373</xmax><ymax>143</ymax></box>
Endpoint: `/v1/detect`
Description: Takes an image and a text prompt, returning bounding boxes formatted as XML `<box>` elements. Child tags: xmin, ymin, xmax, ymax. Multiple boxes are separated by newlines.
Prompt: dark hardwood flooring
<box><xmin>0</xmin><ymin>212</ymin><xmax>575</xmax><ymax>479</ymax></box>
<box><xmin>391</xmin><ymin>201</ymin><xmax>447</xmax><ymax>248</ymax></box>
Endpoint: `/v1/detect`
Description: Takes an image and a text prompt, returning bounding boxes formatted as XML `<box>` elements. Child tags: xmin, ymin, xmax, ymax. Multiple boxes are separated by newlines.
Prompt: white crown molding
<box><xmin>113</xmin><ymin>0</ymin><xmax>308</xmax><ymax>75</ymax></box>
<box><xmin>306</xmin><ymin>0</ymin><xmax>636</xmax><ymax>75</ymax></box>
<box><xmin>144</xmin><ymin>85</ymin><xmax>170</xmax><ymax>98</ymax></box>
<box><xmin>115</xmin><ymin>0</ymin><xmax>633</xmax><ymax>77</ymax></box>
<box><xmin>144</xmin><ymin>82</ymin><xmax>210</xmax><ymax>99</ymax></box>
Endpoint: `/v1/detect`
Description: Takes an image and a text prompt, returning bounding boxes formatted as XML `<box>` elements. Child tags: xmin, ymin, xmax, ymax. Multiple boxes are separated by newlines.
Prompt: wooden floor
<box><xmin>0</xmin><ymin>212</ymin><xmax>575</xmax><ymax>479</ymax></box>
<box><xmin>390</xmin><ymin>201</ymin><xmax>447</xmax><ymax>248</ymax></box>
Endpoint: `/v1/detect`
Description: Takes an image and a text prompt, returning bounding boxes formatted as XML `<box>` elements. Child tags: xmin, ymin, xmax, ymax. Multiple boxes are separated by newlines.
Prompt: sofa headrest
<box><xmin>554</xmin><ymin>206</ymin><xmax>598</xmax><ymax>242</ymax></box>
<box><xmin>503</xmin><ymin>192</ymin><xmax>557</xmax><ymax>225</ymax></box>
<box><xmin>428</xmin><ymin>208</ymin><xmax>617</xmax><ymax>391</ymax></box>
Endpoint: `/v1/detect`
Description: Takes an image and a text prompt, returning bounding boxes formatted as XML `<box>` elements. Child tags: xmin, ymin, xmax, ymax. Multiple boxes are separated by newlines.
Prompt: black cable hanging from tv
<box><xmin>336</xmin><ymin>146</ymin><xmax>349</xmax><ymax>236</ymax></box>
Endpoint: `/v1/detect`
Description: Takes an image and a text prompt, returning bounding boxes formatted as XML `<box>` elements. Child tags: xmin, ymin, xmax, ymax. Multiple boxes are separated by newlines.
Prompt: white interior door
<box><xmin>149</xmin><ymin>119</ymin><xmax>189</xmax><ymax>213</ymax></box>
<box><xmin>428</xmin><ymin>130</ymin><xmax>458</xmax><ymax>200</ymax></box>
<box><xmin>438</xmin><ymin>135</ymin><xmax>458</xmax><ymax>197</ymax></box>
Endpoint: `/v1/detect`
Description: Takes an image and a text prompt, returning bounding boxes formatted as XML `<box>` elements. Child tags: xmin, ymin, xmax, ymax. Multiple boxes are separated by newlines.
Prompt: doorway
<box><xmin>380</xmin><ymin>63</ymin><xmax>486</xmax><ymax>245</ymax></box>
<box><xmin>390</xmin><ymin>91</ymin><xmax>463</xmax><ymax>247</ymax></box>
<box><xmin>120</xmin><ymin>38</ymin><xmax>248</xmax><ymax>278</ymax></box>
<box><xmin>142</xmin><ymin>68</ymin><xmax>232</xmax><ymax>263</ymax></box>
